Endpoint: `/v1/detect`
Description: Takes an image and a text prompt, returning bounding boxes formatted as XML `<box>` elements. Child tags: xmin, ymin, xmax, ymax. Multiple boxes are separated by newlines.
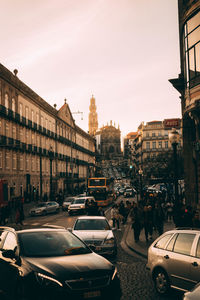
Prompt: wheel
<box><xmin>42</xmin><ymin>210</ymin><xmax>47</xmax><ymax>216</ymax></box>
<box><xmin>153</xmin><ymin>269</ymin><xmax>170</xmax><ymax>295</ymax></box>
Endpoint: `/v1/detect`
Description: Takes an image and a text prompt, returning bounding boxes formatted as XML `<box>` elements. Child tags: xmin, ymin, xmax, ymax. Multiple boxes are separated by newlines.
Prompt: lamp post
<box><xmin>169</xmin><ymin>128</ymin><xmax>180</xmax><ymax>224</ymax></box>
<box><xmin>49</xmin><ymin>146</ymin><xmax>54</xmax><ymax>201</ymax></box>
<box><xmin>138</xmin><ymin>168</ymin><xmax>143</xmax><ymax>202</ymax></box>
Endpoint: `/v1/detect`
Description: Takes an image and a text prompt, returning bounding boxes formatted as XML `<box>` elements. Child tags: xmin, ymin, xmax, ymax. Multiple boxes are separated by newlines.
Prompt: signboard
<box><xmin>164</xmin><ymin>119</ymin><xmax>180</xmax><ymax>129</ymax></box>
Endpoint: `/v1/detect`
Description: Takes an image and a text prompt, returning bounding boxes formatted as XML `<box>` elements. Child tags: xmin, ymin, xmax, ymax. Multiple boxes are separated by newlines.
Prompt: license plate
<box><xmin>84</xmin><ymin>290</ymin><xmax>101</xmax><ymax>299</ymax></box>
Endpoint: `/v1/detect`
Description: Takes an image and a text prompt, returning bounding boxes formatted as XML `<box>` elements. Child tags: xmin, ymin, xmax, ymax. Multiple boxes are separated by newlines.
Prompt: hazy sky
<box><xmin>1</xmin><ymin>0</ymin><xmax>181</xmax><ymax>139</ymax></box>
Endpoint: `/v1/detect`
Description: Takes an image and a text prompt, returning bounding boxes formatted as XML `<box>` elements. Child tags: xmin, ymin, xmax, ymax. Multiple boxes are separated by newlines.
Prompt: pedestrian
<box><xmin>153</xmin><ymin>201</ymin><xmax>165</xmax><ymax>236</ymax></box>
<box><xmin>131</xmin><ymin>206</ymin><xmax>142</xmax><ymax>242</ymax></box>
<box><xmin>165</xmin><ymin>200</ymin><xmax>174</xmax><ymax>222</ymax></box>
<box><xmin>118</xmin><ymin>201</ymin><xmax>126</xmax><ymax>224</ymax></box>
<box><xmin>15</xmin><ymin>202</ymin><xmax>24</xmax><ymax>225</ymax></box>
<box><xmin>111</xmin><ymin>204</ymin><xmax>120</xmax><ymax>230</ymax></box>
<box><xmin>143</xmin><ymin>201</ymin><xmax>153</xmax><ymax>242</ymax></box>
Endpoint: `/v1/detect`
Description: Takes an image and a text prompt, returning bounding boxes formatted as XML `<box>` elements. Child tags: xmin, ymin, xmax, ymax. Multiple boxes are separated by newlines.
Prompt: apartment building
<box><xmin>0</xmin><ymin>64</ymin><xmax>95</xmax><ymax>201</ymax></box>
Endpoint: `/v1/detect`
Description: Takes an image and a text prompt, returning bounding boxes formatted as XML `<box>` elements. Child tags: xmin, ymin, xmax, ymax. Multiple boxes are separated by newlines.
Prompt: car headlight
<box><xmin>112</xmin><ymin>267</ymin><xmax>118</xmax><ymax>280</ymax></box>
<box><xmin>80</xmin><ymin>205</ymin><xmax>84</xmax><ymax>209</ymax></box>
<box><xmin>104</xmin><ymin>237</ymin><xmax>115</xmax><ymax>245</ymax></box>
<box><xmin>35</xmin><ymin>272</ymin><xmax>63</xmax><ymax>287</ymax></box>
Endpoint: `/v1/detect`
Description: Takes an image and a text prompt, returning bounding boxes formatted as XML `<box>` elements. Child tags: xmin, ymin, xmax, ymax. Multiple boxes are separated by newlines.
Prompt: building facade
<box><xmin>131</xmin><ymin>119</ymin><xmax>182</xmax><ymax>183</ymax></box>
<box><xmin>0</xmin><ymin>64</ymin><xmax>95</xmax><ymax>202</ymax></box>
<box><xmin>170</xmin><ymin>0</ymin><xmax>200</xmax><ymax>207</ymax></box>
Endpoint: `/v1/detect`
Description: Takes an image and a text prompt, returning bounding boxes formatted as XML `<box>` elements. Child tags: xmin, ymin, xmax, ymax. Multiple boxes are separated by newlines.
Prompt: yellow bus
<box><xmin>87</xmin><ymin>177</ymin><xmax>115</xmax><ymax>206</ymax></box>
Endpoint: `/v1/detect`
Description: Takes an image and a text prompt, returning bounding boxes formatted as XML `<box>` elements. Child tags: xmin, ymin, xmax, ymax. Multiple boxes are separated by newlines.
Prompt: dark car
<box><xmin>0</xmin><ymin>226</ymin><xmax>121</xmax><ymax>300</ymax></box>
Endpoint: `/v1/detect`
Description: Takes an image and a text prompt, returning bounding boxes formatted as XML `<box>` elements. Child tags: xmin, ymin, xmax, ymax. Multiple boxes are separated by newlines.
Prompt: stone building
<box><xmin>99</xmin><ymin>121</ymin><xmax>122</xmax><ymax>160</ymax></box>
<box><xmin>170</xmin><ymin>0</ymin><xmax>200</xmax><ymax>207</ymax></box>
<box><xmin>0</xmin><ymin>63</ymin><xmax>95</xmax><ymax>202</ymax></box>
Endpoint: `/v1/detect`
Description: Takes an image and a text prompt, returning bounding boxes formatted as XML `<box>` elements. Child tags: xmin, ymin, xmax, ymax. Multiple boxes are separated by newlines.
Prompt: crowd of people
<box><xmin>0</xmin><ymin>197</ymin><xmax>25</xmax><ymax>226</ymax></box>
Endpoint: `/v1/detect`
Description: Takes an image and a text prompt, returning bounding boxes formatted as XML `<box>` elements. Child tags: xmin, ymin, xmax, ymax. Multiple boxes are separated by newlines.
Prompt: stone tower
<box><xmin>88</xmin><ymin>95</ymin><xmax>98</xmax><ymax>136</ymax></box>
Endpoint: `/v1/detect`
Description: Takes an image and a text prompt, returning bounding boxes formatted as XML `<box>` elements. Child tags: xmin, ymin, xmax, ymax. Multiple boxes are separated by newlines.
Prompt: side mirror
<box><xmin>67</xmin><ymin>228</ymin><xmax>72</xmax><ymax>232</ymax></box>
<box><xmin>2</xmin><ymin>249</ymin><xmax>16</xmax><ymax>259</ymax></box>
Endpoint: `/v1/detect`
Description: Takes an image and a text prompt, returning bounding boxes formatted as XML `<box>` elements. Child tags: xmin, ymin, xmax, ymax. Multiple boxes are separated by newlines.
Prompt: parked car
<box><xmin>146</xmin><ymin>228</ymin><xmax>200</xmax><ymax>295</ymax></box>
<box><xmin>0</xmin><ymin>226</ymin><xmax>121</xmax><ymax>300</ymax></box>
<box><xmin>29</xmin><ymin>201</ymin><xmax>60</xmax><ymax>216</ymax></box>
<box><xmin>124</xmin><ymin>188</ymin><xmax>134</xmax><ymax>197</ymax></box>
<box><xmin>62</xmin><ymin>197</ymin><xmax>76</xmax><ymax>211</ymax></box>
<box><xmin>183</xmin><ymin>282</ymin><xmax>200</xmax><ymax>300</ymax></box>
<box><xmin>71</xmin><ymin>216</ymin><xmax>117</xmax><ymax>258</ymax></box>
<box><xmin>68</xmin><ymin>196</ymin><xmax>95</xmax><ymax>215</ymax></box>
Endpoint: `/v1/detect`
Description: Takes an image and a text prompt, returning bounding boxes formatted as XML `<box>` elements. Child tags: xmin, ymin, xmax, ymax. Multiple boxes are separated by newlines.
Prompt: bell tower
<box><xmin>88</xmin><ymin>95</ymin><xmax>98</xmax><ymax>136</ymax></box>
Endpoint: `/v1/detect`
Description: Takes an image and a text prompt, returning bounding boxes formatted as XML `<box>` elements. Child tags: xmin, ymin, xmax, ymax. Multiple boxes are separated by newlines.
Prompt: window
<box><xmin>158</xmin><ymin>141</ymin><xmax>162</xmax><ymax>149</ymax></box>
<box><xmin>152</xmin><ymin>141</ymin><xmax>156</xmax><ymax>149</ymax></box>
<box><xmin>173</xmin><ymin>233</ymin><xmax>195</xmax><ymax>256</ymax></box>
<box><xmin>196</xmin><ymin>237</ymin><xmax>200</xmax><ymax>258</ymax></box>
<box><xmin>155</xmin><ymin>234</ymin><xmax>173</xmax><ymax>249</ymax></box>
<box><xmin>146</xmin><ymin>141</ymin><xmax>150</xmax><ymax>149</ymax></box>
<box><xmin>5</xmin><ymin>94</ymin><xmax>9</xmax><ymax>113</ymax></box>
<box><xmin>32</xmin><ymin>157</ymin><xmax>35</xmax><ymax>171</ymax></box>
<box><xmin>5</xmin><ymin>152</ymin><xmax>10</xmax><ymax>169</ymax></box>
<box><xmin>12</xmin><ymin>98</ymin><xmax>15</xmax><ymax>114</ymax></box>
<box><xmin>2</xmin><ymin>232</ymin><xmax>17</xmax><ymax>251</ymax></box>
<box><xmin>25</xmin><ymin>107</ymin><xmax>29</xmax><ymax>124</ymax></box>
<box><xmin>152</xmin><ymin>132</ymin><xmax>156</xmax><ymax>137</ymax></box>
<box><xmin>26</xmin><ymin>156</ymin><xmax>29</xmax><ymax>171</ymax></box>
<box><xmin>12</xmin><ymin>125</ymin><xmax>16</xmax><ymax>140</ymax></box>
<box><xmin>5</xmin><ymin>123</ymin><xmax>9</xmax><ymax>137</ymax></box>
<box><xmin>13</xmin><ymin>153</ymin><xmax>17</xmax><ymax>170</ymax></box>
<box><xmin>31</xmin><ymin>110</ymin><xmax>34</xmax><ymax>123</ymax></box>
<box><xmin>184</xmin><ymin>11</ymin><xmax>200</xmax><ymax>87</ymax></box>
<box><xmin>165</xmin><ymin>141</ymin><xmax>168</xmax><ymax>149</ymax></box>
<box><xmin>20</xmin><ymin>154</ymin><xmax>23</xmax><ymax>170</ymax></box>
<box><xmin>36</xmin><ymin>113</ymin><xmax>39</xmax><ymax>127</ymax></box>
<box><xmin>19</xmin><ymin>103</ymin><xmax>23</xmax><ymax>121</ymax></box>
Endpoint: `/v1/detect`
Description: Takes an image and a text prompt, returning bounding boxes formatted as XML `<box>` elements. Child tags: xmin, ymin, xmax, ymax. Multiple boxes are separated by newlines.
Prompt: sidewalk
<box><xmin>124</xmin><ymin>218</ymin><xmax>176</xmax><ymax>259</ymax></box>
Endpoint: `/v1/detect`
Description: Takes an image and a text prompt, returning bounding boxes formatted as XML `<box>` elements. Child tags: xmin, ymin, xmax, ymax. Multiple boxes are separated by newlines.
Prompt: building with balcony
<box><xmin>0</xmin><ymin>63</ymin><xmax>95</xmax><ymax>201</ymax></box>
<box><xmin>131</xmin><ymin>118</ymin><xmax>182</xmax><ymax>184</ymax></box>
<box><xmin>170</xmin><ymin>0</ymin><xmax>200</xmax><ymax>208</ymax></box>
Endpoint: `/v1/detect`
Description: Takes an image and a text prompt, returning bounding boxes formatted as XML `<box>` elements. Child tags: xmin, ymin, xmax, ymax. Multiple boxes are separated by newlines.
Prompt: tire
<box><xmin>42</xmin><ymin>210</ymin><xmax>47</xmax><ymax>216</ymax></box>
<box><xmin>153</xmin><ymin>269</ymin><xmax>170</xmax><ymax>295</ymax></box>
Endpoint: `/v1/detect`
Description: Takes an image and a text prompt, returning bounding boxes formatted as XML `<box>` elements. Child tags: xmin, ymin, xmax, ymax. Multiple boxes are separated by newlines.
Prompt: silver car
<box><xmin>146</xmin><ymin>228</ymin><xmax>200</xmax><ymax>295</ymax></box>
<box><xmin>29</xmin><ymin>201</ymin><xmax>60</xmax><ymax>216</ymax></box>
<box><xmin>68</xmin><ymin>196</ymin><xmax>95</xmax><ymax>215</ymax></box>
<box><xmin>72</xmin><ymin>216</ymin><xmax>117</xmax><ymax>258</ymax></box>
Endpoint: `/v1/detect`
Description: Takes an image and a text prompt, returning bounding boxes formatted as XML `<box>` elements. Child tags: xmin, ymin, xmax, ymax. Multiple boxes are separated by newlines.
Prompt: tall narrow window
<box><xmin>13</xmin><ymin>153</ymin><xmax>17</xmax><ymax>170</ymax></box>
<box><xmin>12</xmin><ymin>125</ymin><xmax>16</xmax><ymax>140</ymax></box>
<box><xmin>12</xmin><ymin>98</ymin><xmax>15</xmax><ymax>116</ymax></box>
<box><xmin>36</xmin><ymin>113</ymin><xmax>39</xmax><ymax>127</ymax></box>
<box><xmin>26</xmin><ymin>156</ymin><xmax>29</xmax><ymax>171</ymax></box>
<box><xmin>19</xmin><ymin>154</ymin><xmax>23</xmax><ymax>170</ymax></box>
<box><xmin>5</xmin><ymin>152</ymin><xmax>10</xmax><ymax>169</ymax></box>
<box><xmin>19</xmin><ymin>103</ymin><xmax>23</xmax><ymax>121</ymax></box>
<box><xmin>5</xmin><ymin>94</ymin><xmax>9</xmax><ymax>114</ymax></box>
<box><xmin>25</xmin><ymin>107</ymin><xmax>29</xmax><ymax>125</ymax></box>
<box><xmin>31</xmin><ymin>110</ymin><xmax>34</xmax><ymax>123</ymax></box>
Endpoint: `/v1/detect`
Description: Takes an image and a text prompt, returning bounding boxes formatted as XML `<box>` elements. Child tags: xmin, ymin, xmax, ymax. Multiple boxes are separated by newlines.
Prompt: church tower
<box><xmin>88</xmin><ymin>95</ymin><xmax>98</xmax><ymax>136</ymax></box>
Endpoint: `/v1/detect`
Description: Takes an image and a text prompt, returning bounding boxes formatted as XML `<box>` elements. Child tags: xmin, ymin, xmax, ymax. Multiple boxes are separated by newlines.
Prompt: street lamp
<box><xmin>138</xmin><ymin>168</ymin><xmax>143</xmax><ymax>202</ymax></box>
<box><xmin>169</xmin><ymin>128</ymin><xmax>180</xmax><ymax>224</ymax></box>
<box><xmin>49</xmin><ymin>146</ymin><xmax>54</xmax><ymax>201</ymax></box>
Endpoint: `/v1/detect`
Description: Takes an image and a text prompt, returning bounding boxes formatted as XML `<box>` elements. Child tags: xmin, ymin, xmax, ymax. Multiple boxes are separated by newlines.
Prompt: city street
<box><xmin>22</xmin><ymin>206</ymin><xmax>184</xmax><ymax>300</ymax></box>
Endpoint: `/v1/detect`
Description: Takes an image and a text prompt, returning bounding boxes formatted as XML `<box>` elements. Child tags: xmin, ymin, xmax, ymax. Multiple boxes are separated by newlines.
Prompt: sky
<box><xmin>1</xmin><ymin>0</ymin><xmax>181</xmax><ymax>139</ymax></box>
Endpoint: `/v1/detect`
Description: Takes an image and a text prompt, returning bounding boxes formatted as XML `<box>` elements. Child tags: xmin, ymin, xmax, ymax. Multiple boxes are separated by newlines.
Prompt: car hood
<box><xmin>69</xmin><ymin>204</ymin><xmax>85</xmax><ymax>208</ymax></box>
<box><xmin>73</xmin><ymin>230</ymin><xmax>113</xmax><ymax>241</ymax></box>
<box><xmin>24</xmin><ymin>252</ymin><xmax>112</xmax><ymax>281</ymax></box>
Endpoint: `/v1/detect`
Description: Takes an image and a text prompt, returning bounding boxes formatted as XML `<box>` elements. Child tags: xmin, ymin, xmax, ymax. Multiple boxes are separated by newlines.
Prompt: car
<box><xmin>124</xmin><ymin>188</ymin><xmax>133</xmax><ymax>197</ymax></box>
<box><xmin>29</xmin><ymin>201</ymin><xmax>60</xmax><ymax>216</ymax></box>
<box><xmin>62</xmin><ymin>197</ymin><xmax>76</xmax><ymax>211</ymax></box>
<box><xmin>68</xmin><ymin>196</ymin><xmax>95</xmax><ymax>215</ymax></box>
<box><xmin>71</xmin><ymin>216</ymin><xmax>117</xmax><ymax>258</ymax></box>
<box><xmin>0</xmin><ymin>226</ymin><xmax>122</xmax><ymax>300</ymax></box>
<box><xmin>183</xmin><ymin>282</ymin><xmax>200</xmax><ymax>300</ymax></box>
<box><xmin>146</xmin><ymin>228</ymin><xmax>200</xmax><ymax>296</ymax></box>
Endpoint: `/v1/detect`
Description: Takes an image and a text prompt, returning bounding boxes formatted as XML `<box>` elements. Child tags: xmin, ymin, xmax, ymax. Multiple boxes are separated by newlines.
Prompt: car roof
<box><xmin>75</xmin><ymin>216</ymin><xmax>107</xmax><ymax>220</ymax></box>
<box><xmin>16</xmin><ymin>227</ymin><xmax>67</xmax><ymax>234</ymax></box>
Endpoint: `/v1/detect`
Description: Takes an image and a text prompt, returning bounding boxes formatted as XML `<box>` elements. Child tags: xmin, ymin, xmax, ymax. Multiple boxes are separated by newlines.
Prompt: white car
<box><xmin>68</xmin><ymin>196</ymin><xmax>95</xmax><ymax>215</ymax></box>
<box><xmin>71</xmin><ymin>216</ymin><xmax>117</xmax><ymax>258</ymax></box>
<box><xmin>29</xmin><ymin>201</ymin><xmax>60</xmax><ymax>216</ymax></box>
<box><xmin>62</xmin><ymin>197</ymin><xmax>76</xmax><ymax>211</ymax></box>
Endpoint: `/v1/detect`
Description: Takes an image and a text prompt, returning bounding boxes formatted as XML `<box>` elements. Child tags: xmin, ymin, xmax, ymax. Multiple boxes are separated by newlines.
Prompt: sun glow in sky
<box><xmin>1</xmin><ymin>0</ymin><xmax>181</xmax><ymax>138</ymax></box>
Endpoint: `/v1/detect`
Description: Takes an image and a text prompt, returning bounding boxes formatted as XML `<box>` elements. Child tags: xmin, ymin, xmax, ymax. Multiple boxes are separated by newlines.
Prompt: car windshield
<box><xmin>74</xmin><ymin>219</ymin><xmax>110</xmax><ymax>231</ymax></box>
<box><xmin>72</xmin><ymin>199</ymin><xmax>85</xmax><ymax>204</ymax></box>
<box><xmin>18</xmin><ymin>231</ymin><xmax>91</xmax><ymax>257</ymax></box>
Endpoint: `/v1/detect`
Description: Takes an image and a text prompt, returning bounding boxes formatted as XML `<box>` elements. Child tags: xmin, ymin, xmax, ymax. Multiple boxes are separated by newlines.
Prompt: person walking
<box><xmin>111</xmin><ymin>204</ymin><xmax>120</xmax><ymax>230</ymax></box>
<box><xmin>153</xmin><ymin>201</ymin><xmax>165</xmax><ymax>236</ymax></box>
<box><xmin>143</xmin><ymin>201</ymin><xmax>153</xmax><ymax>242</ymax></box>
<box><xmin>131</xmin><ymin>206</ymin><xmax>142</xmax><ymax>242</ymax></box>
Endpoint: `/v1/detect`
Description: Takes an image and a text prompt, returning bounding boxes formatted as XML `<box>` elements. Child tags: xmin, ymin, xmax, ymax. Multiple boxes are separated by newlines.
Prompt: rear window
<box><xmin>154</xmin><ymin>234</ymin><xmax>173</xmax><ymax>249</ymax></box>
